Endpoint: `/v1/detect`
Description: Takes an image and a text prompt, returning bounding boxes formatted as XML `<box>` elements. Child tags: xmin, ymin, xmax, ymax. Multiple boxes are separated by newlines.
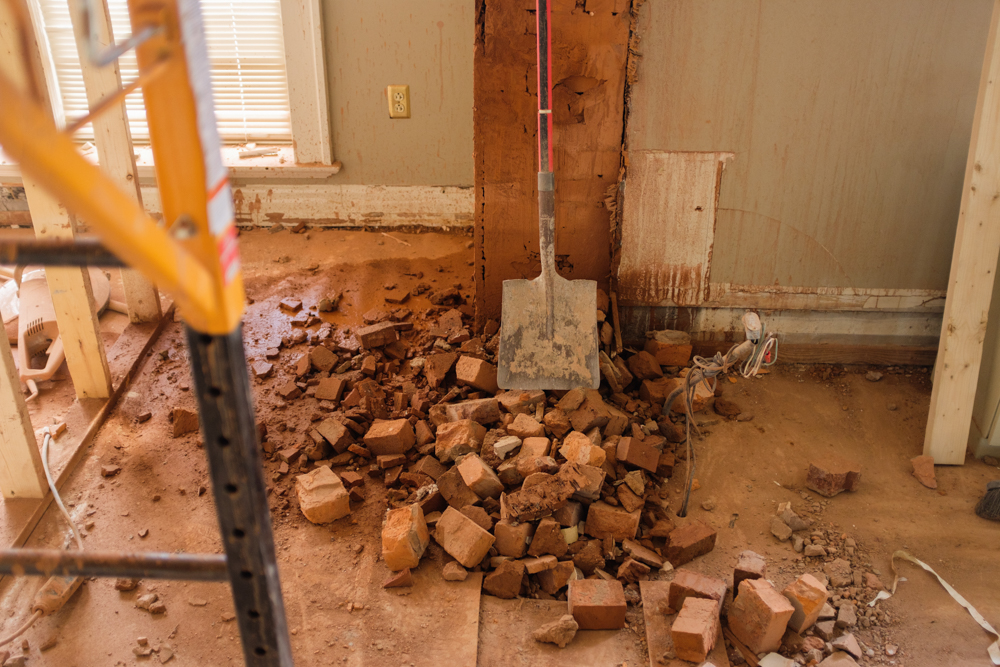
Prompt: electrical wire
<box><xmin>740</xmin><ymin>322</ymin><xmax>779</xmax><ymax>379</ymax></box>
<box><xmin>0</xmin><ymin>428</ymin><xmax>83</xmax><ymax>647</ymax></box>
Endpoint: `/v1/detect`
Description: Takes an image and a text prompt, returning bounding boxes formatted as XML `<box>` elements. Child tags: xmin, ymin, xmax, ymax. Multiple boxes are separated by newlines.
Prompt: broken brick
<box><xmin>383</xmin><ymin>568</ymin><xmax>413</xmax><ymax>588</ymax></box>
<box><xmin>666</xmin><ymin>520</ymin><xmax>717</xmax><ymax>566</ymax></box>
<box><xmin>584</xmin><ymin>502</ymin><xmax>640</xmax><ymax>541</ymax></box>
<box><xmin>643</xmin><ymin>330</ymin><xmax>693</xmax><ymax>367</ymax></box>
<box><xmin>560</xmin><ymin>431</ymin><xmax>607</xmax><ymax>467</ymax></box>
<box><xmin>507</xmin><ymin>413</ymin><xmax>545</xmax><ymax>439</ymax></box>
<box><xmin>527</xmin><ymin>517</ymin><xmax>569</xmax><ymax>557</ymax></box>
<box><xmin>363</xmin><ymin>419</ymin><xmax>416</xmax><ymax>455</ymax></box>
<box><xmin>315</xmin><ymin>419</ymin><xmax>354</xmax><ymax>453</ymax></box>
<box><xmin>728</xmin><ymin>578</ymin><xmax>795</xmax><ymax>654</ymax></box>
<box><xmin>782</xmin><ymin>573</ymin><xmax>828</xmax><ymax>634</ymax></box>
<box><xmin>412</xmin><ymin>455</ymin><xmax>447</xmax><ymax>481</ymax></box>
<box><xmin>455</xmin><ymin>356</ymin><xmax>499</xmax><ymax>394</ymax></box>
<box><xmin>423</xmin><ymin>352</ymin><xmax>458</xmax><ymax>387</ymax></box>
<box><xmin>503</xmin><ymin>463</ymin><xmax>588</xmax><ymax>522</ymax></box>
<box><xmin>672</xmin><ymin>597</ymin><xmax>718</xmax><ymax>663</ymax></box>
<box><xmin>251</xmin><ymin>361</ymin><xmax>273</xmax><ymax>379</ymax></box>
<box><xmin>382</xmin><ymin>504</ymin><xmax>430</xmax><ymax>571</ymax></box>
<box><xmin>171</xmin><ymin>408</ymin><xmax>199</xmax><ymax>438</ymax></box>
<box><xmin>309</xmin><ymin>346</ymin><xmax>337</xmax><ymax>372</ymax></box>
<box><xmin>616</xmin><ymin>436</ymin><xmax>660</xmax><ymax>473</ymax></box>
<box><xmin>568</xmin><ymin>579</ymin><xmax>627</xmax><ymax>630</ymax></box>
<box><xmin>668</xmin><ymin>568</ymin><xmax>728</xmax><ymax>612</ymax></box>
<box><xmin>806</xmin><ymin>457</ymin><xmax>862</xmax><ymax>497</ymax></box>
<box><xmin>444</xmin><ymin>398</ymin><xmax>502</xmax><ymax>424</ymax></box>
<box><xmin>616</xmin><ymin>557</ymin><xmax>651</xmax><ymax>583</ymax></box>
<box><xmin>437</xmin><ymin>466</ymin><xmax>480</xmax><ymax>509</ymax></box>
<box><xmin>494</xmin><ymin>520</ymin><xmax>535</xmax><ymax>558</ymax></box>
<box><xmin>627</xmin><ymin>350</ymin><xmax>663</xmax><ymax>381</ymax></box>
<box><xmin>434</xmin><ymin>506</ymin><xmax>495</xmax><ymax>567</ymax></box>
<box><xmin>735</xmin><ymin>550</ymin><xmax>767</xmax><ymax>594</ymax></box>
<box><xmin>436</xmin><ymin>419</ymin><xmax>487</xmax><ymax>463</ymax></box>
<box><xmin>277</xmin><ymin>380</ymin><xmax>302</xmax><ymax>401</ymax></box>
<box><xmin>295</xmin><ymin>466</ymin><xmax>350</xmax><ymax>524</ymax></box>
<box><xmin>483</xmin><ymin>558</ymin><xmax>525</xmax><ymax>599</ymax></box>
<box><xmin>355</xmin><ymin>322</ymin><xmax>398</xmax><ymax>348</ymax></box>
<box><xmin>457</xmin><ymin>454</ymin><xmax>504</xmax><ymax>499</ymax></box>
<box><xmin>314</xmin><ymin>376</ymin><xmax>346</xmax><ymax>402</ymax></box>
<box><xmin>537</xmin><ymin>560</ymin><xmax>575</xmax><ymax>595</ymax></box>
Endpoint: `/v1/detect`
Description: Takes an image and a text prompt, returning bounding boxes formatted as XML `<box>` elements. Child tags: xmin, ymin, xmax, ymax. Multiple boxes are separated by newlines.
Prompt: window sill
<box><xmin>0</xmin><ymin>145</ymin><xmax>341</xmax><ymax>184</ymax></box>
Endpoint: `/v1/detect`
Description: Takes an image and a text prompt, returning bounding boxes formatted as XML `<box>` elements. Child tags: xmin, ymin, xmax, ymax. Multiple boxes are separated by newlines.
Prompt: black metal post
<box><xmin>0</xmin><ymin>239</ymin><xmax>125</xmax><ymax>267</ymax></box>
<box><xmin>185</xmin><ymin>325</ymin><xmax>292</xmax><ymax>667</ymax></box>
<box><xmin>0</xmin><ymin>550</ymin><xmax>227</xmax><ymax>581</ymax></box>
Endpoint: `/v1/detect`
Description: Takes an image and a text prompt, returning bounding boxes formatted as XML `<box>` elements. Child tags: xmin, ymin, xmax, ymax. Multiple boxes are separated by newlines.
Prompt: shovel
<box><xmin>497</xmin><ymin>0</ymin><xmax>599</xmax><ymax>391</ymax></box>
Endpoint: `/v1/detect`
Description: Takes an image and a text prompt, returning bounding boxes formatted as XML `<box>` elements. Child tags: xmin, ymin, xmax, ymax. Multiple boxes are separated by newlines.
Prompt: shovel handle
<box><xmin>536</xmin><ymin>0</ymin><xmax>555</xmax><ymax>338</ymax></box>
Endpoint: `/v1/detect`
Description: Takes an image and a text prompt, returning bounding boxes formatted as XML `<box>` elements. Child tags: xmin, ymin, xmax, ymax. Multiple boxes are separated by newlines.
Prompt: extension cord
<box><xmin>32</xmin><ymin>575</ymin><xmax>83</xmax><ymax>616</ymax></box>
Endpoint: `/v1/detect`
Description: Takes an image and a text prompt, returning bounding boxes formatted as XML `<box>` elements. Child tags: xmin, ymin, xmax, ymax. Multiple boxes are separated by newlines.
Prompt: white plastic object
<box><xmin>742</xmin><ymin>311</ymin><xmax>761</xmax><ymax>342</ymax></box>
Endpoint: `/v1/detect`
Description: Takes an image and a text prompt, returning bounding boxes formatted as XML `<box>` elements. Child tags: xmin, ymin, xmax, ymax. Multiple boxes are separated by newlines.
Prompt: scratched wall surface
<box><xmin>474</xmin><ymin>0</ymin><xmax>630</xmax><ymax>325</ymax></box>
<box><xmin>321</xmin><ymin>0</ymin><xmax>474</xmax><ymax>186</ymax></box>
<box><xmin>627</xmin><ymin>0</ymin><xmax>993</xmax><ymax>293</ymax></box>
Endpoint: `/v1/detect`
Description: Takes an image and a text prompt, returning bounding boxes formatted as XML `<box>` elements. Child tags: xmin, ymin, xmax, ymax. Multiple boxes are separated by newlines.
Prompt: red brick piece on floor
<box><xmin>806</xmin><ymin>456</ymin><xmax>862</xmax><ymax>498</ymax></box>
<box><xmin>568</xmin><ymin>579</ymin><xmax>627</xmax><ymax>630</ymax></box>
<box><xmin>782</xmin><ymin>573</ymin><xmax>828</xmax><ymax>634</ymax></box>
<box><xmin>584</xmin><ymin>502</ymin><xmax>641</xmax><ymax>541</ymax></box>
<box><xmin>728</xmin><ymin>578</ymin><xmax>795</xmax><ymax>654</ymax></box>
<box><xmin>666</xmin><ymin>520</ymin><xmax>717</xmax><ymax>566</ymax></box>
<box><xmin>668</xmin><ymin>568</ymin><xmax>728</xmax><ymax>613</ymax></box>
<box><xmin>493</xmin><ymin>520</ymin><xmax>535</xmax><ymax>558</ymax></box>
<box><xmin>381</xmin><ymin>504</ymin><xmax>430</xmax><ymax>571</ymax></box>
<box><xmin>355</xmin><ymin>321</ymin><xmax>398</xmax><ymax>349</ymax></box>
<box><xmin>455</xmin><ymin>355</ymin><xmax>499</xmax><ymax>394</ymax></box>
<box><xmin>483</xmin><ymin>559</ymin><xmax>525</xmax><ymax>599</ymax></box>
<box><xmin>363</xmin><ymin>419</ymin><xmax>416</xmax><ymax>455</ymax></box>
<box><xmin>616</xmin><ymin>436</ymin><xmax>660</xmax><ymax>473</ymax></box>
<box><xmin>734</xmin><ymin>550</ymin><xmax>767</xmax><ymax>594</ymax></box>
<box><xmin>671</xmin><ymin>597</ymin><xmax>719</xmax><ymax>663</ymax></box>
<box><xmin>433</xmin><ymin>506</ymin><xmax>495</xmax><ymax>567</ymax></box>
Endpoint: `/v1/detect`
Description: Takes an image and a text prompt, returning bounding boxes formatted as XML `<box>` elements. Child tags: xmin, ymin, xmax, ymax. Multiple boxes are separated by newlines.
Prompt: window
<box><xmin>35</xmin><ymin>0</ymin><xmax>292</xmax><ymax>144</ymax></box>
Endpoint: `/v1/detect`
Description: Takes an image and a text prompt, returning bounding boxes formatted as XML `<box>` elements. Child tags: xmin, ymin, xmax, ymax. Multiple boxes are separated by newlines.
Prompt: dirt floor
<box><xmin>1</xmin><ymin>228</ymin><xmax>998</xmax><ymax>667</ymax></box>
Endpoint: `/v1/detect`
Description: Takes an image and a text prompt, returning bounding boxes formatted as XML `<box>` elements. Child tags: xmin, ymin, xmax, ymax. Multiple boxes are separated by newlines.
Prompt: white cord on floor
<box><xmin>41</xmin><ymin>428</ymin><xmax>84</xmax><ymax>551</ymax></box>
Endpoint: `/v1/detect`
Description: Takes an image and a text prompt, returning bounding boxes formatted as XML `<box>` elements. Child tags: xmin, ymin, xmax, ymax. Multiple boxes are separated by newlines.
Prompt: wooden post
<box><xmin>68</xmin><ymin>0</ymin><xmax>161</xmax><ymax>323</ymax></box>
<box><xmin>924</xmin><ymin>0</ymin><xmax>1000</xmax><ymax>465</ymax></box>
<box><xmin>0</xmin><ymin>327</ymin><xmax>46</xmax><ymax>499</ymax></box>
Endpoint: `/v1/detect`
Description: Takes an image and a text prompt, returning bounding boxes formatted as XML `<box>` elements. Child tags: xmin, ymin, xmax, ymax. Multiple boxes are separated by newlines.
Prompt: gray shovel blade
<box><xmin>497</xmin><ymin>275</ymin><xmax>600</xmax><ymax>390</ymax></box>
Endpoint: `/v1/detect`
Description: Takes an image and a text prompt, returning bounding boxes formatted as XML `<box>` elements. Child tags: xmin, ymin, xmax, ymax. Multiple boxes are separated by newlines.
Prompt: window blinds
<box><xmin>36</xmin><ymin>0</ymin><xmax>292</xmax><ymax>144</ymax></box>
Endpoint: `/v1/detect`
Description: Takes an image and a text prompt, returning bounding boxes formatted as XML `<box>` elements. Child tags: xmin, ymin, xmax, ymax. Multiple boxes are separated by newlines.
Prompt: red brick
<box><xmin>536</xmin><ymin>560</ymin><xmax>576</xmax><ymax>595</ymax></box>
<box><xmin>782</xmin><ymin>573</ymin><xmax>828</xmax><ymax>633</ymax></box>
<box><xmin>423</xmin><ymin>352</ymin><xmax>457</xmax><ymax>387</ymax></box>
<box><xmin>444</xmin><ymin>397</ymin><xmax>501</xmax><ymax>424</ymax></box>
<box><xmin>656</xmin><ymin>451</ymin><xmax>675</xmax><ymax>477</ymax></box>
<box><xmin>735</xmin><ymin>550</ymin><xmax>767</xmax><ymax>594</ymax></box>
<box><xmin>666</xmin><ymin>520</ymin><xmax>717</xmax><ymax>566</ymax></box>
<box><xmin>643</xmin><ymin>330</ymin><xmax>692</xmax><ymax>367</ymax></box>
<box><xmin>672</xmin><ymin>597</ymin><xmax>719</xmax><ymax>662</ymax></box>
<box><xmin>807</xmin><ymin>457</ymin><xmax>862</xmax><ymax>497</ymax></box>
<box><xmin>355</xmin><ymin>322</ymin><xmax>398</xmax><ymax>348</ymax></box>
<box><xmin>553</xmin><ymin>500</ymin><xmax>583</xmax><ymax>527</ymax></box>
<box><xmin>315</xmin><ymin>418</ymin><xmax>354</xmax><ymax>453</ymax></box>
<box><xmin>309</xmin><ymin>345</ymin><xmax>337</xmax><ymax>372</ymax></box>
<box><xmin>456</xmin><ymin>454</ymin><xmax>504</xmax><ymax>499</ymax></box>
<box><xmin>171</xmin><ymin>408</ymin><xmax>199</xmax><ymax>437</ymax></box>
<box><xmin>584</xmin><ymin>502</ymin><xmax>640</xmax><ymax>541</ymax></box>
<box><xmin>511</xmin><ymin>437</ymin><xmax>551</xmax><ymax>477</ymax></box>
<box><xmin>616</xmin><ymin>557</ymin><xmax>651</xmax><ymax>583</ymax></box>
<box><xmin>616</xmin><ymin>436</ymin><xmax>660</xmax><ymax>473</ymax></box>
<box><xmin>526</xmin><ymin>517</ymin><xmax>569</xmax><ymax>558</ymax></box>
<box><xmin>382</xmin><ymin>568</ymin><xmax>413</xmax><ymax>588</ymax></box>
<box><xmin>494</xmin><ymin>520</ymin><xmax>535</xmax><ymax>558</ymax></box>
<box><xmin>502</xmin><ymin>464</ymin><xmax>588</xmax><ymax>522</ymax></box>
<box><xmin>459</xmin><ymin>505</ymin><xmax>493</xmax><ymax>532</ymax></box>
<box><xmin>627</xmin><ymin>350</ymin><xmax>663</xmax><ymax>380</ymax></box>
<box><xmin>560</xmin><ymin>431</ymin><xmax>607</xmax><ymax>467</ymax></box>
<box><xmin>434</xmin><ymin>507</ymin><xmax>496</xmax><ymax>567</ymax></box>
<box><xmin>381</xmin><ymin>504</ymin><xmax>430</xmax><ymax>571</ymax></box>
<box><xmin>295</xmin><ymin>466</ymin><xmax>350</xmax><ymax>524</ymax></box>
<box><xmin>668</xmin><ymin>568</ymin><xmax>728</xmax><ymax>612</ymax></box>
<box><xmin>455</xmin><ymin>356</ymin><xmax>499</xmax><ymax>394</ymax></box>
<box><xmin>412</xmin><ymin>455</ymin><xmax>447</xmax><ymax>481</ymax></box>
<box><xmin>568</xmin><ymin>391</ymin><xmax>611</xmax><ymax>432</ymax></box>
<box><xmin>436</xmin><ymin>466</ymin><xmax>480</xmax><ymax>509</ymax></box>
<box><xmin>568</xmin><ymin>579</ymin><xmax>627</xmax><ymax>630</ymax></box>
<box><xmin>570</xmin><ymin>464</ymin><xmax>606</xmax><ymax>502</ymax></box>
<box><xmin>496</xmin><ymin>389</ymin><xmax>546</xmax><ymax>415</ymax></box>
<box><xmin>415</xmin><ymin>420</ymin><xmax>435</xmax><ymax>446</ymax></box>
<box><xmin>314</xmin><ymin>376</ymin><xmax>346</xmax><ymax>401</ymax></box>
<box><xmin>377</xmin><ymin>453</ymin><xmax>407</xmax><ymax>469</ymax></box>
<box><xmin>507</xmin><ymin>413</ymin><xmax>545</xmax><ymax>438</ymax></box>
<box><xmin>728</xmin><ymin>579</ymin><xmax>795</xmax><ymax>654</ymax></box>
<box><xmin>363</xmin><ymin>419</ymin><xmax>416</xmax><ymax>455</ymax></box>
<box><xmin>483</xmin><ymin>559</ymin><xmax>525</xmax><ymax>599</ymax></box>
<box><xmin>436</xmin><ymin>419</ymin><xmax>487</xmax><ymax>462</ymax></box>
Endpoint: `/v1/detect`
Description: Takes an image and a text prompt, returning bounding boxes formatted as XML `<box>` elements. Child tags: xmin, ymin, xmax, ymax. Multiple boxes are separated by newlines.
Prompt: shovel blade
<box><xmin>497</xmin><ymin>276</ymin><xmax>599</xmax><ymax>390</ymax></box>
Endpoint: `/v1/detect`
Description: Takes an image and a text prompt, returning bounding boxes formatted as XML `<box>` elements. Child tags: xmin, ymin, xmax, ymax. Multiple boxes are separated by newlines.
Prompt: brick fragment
<box><xmin>423</xmin><ymin>352</ymin><xmax>458</xmax><ymax>387</ymax></box>
<box><xmin>507</xmin><ymin>413</ymin><xmax>545</xmax><ymax>438</ymax></box>
<box><xmin>568</xmin><ymin>579</ymin><xmax>627</xmax><ymax>630</ymax></box>
<box><xmin>570</xmin><ymin>464</ymin><xmax>606</xmax><ymax>502</ymax></box>
<box><xmin>502</xmin><ymin>463</ymin><xmax>588</xmax><ymax>522</ymax></box>
<box><xmin>412</xmin><ymin>455</ymin><xmax>447</xmax><ymax>481</ymax></box>
<box><xmin>553</xmin><ymin>500</ymin><xmax>583</xmax><ymax>527</ymax></box>
<box><xmin>496</xmin><ymin>389</ymin><xmax>546</xmax><ymax>415</ymax></box>
<box><xmin>627</xmin><ymin>350</ymin><xmax>663</xmax><ymax>380</ymax></box>
<box><xmin>668</xmin><ymin>568</ymin><xmax>728</xmax><ymax>612</ymax></box>
<box><xmin>666</xmin><ymin>520</ymin><xmax>717</xmax><ymax>566</ymax></box>
<box><xmin>560</xmin><ymin>431</ymin><xmax>607</xmax><ymax>467</ymax></box>
<box><xmin>171</xmin><ymin>408</ymin><xmax>199</xmax><ymax>438</ymax></box>
<box><xmin>656</xmin><ymin>451</ymin><xmax>676</xmax><ymax>477</ymax></box>
<box><xmin>514</xmin><ymin>437</ymin><xmax>552</xmax><ymax>477</ymax></box>
<box><xmin>251</xmin><ymin>361</ymin><xmax>273</xmax><ymax>379</ymax></box>
<box><xmin>622</xmin><ymin>539</ymin><xmax>664</xmax><ymax>569</ymax></box>
<box><xmin>568</xmin><ymin>391</ymin><xmax>611</xmax><ymax>432</ymax></box>
<box><xmin>355</xmin><ymin>322</ymin><xmax>398</xmax><ymax>348</ymax></box>
<box><xmin>457</xmin><ymin>454</ymin><xmax>504</xmax><ymax>499</ymax></box>
<box><xmin>436</xmin><ymin>419</ymin><xmax>487</xmax><ymax>462</ymax></box>
<box><xmin>460</xmin><ymin>505</ymin><xmax>493</xmax><ymax>532</ymax></box>
<box><xmin>584</xmin><ymin>502</ymin><xmax>640</xmax><ymax>541</ymax></box>
<box><xmin>483</xmin><ymin>559</ymin><xmax>525</xmax><ymax>599</ymax></box>
<box><xmin>433</xmin><ymin>506</ymin><xmax>495</xmax><ymax>567</ymax></box>
<box><xmin>455</xmin><ymin>356</ymin><xmax>499</xmax><ymax>393</ymax></box>
<box><xmin>671</xmin><ymin>597</ymin><xmax>719</xmax><ymax>663</ymax></box>
<box><xmin>543</xmin><ymin>409</ymin><xmax>572</xmax><ymax>437</ymax></box>
<box><xmin>643</xmin><ymin>330</ymin><xmax>692</xmax><ymax>367</ymax></box>
<box><xmin>436</xmin><ymin>466</ymin><xmax>480</xmax><ymax>508</ymax></box>
<box><xmin>494</xmin><ymin>520</ymin><xmax>535</xmax><ymax>558</ymax></box>
<box><xmin>536</xmin><ymin>560</ymin><xmax>575</xmax><ymax>595</ymax></box>
<box><xmin>314</xmin><ymin>376</ymin><xmax>346</xmax><ymax>402</ymax></box>
<box><xmin>782</xmin><ymin>573</ymin><xmax>828</xmax><ymax>633</ymax></box>
<box><xmin>295</xmin><ymin>466</ymin><xmax>350</xmax><ymax>524</ymax></box>
<box><xmin>444</xmin><ymin>397</ymin><xmax>502</xmax><ymax>424</ymax></box>
<box><xmin>363</xmin><ymin>419</ymin><xmax>415</xmax><ymax>455</ymax></box>
<box><xmin>727</xmin><ymin>579</ymin><xmax>795</xmax><ymax>654</ymax></box>
<box><xmin>806</xmin><ymin>457</ymin><xmax>862</xmax><ymax>497</ymax></box>
<box><xmin>381</xmin><ymin>504</ymin><xmax>430</xmax><ymax>571</ymax></box>
<box><xmin>527</xmin><ymin>517</ymin><xmax>569</xmax><ymax>557</ymax></box>
<box><xmin>382</xmin><ymin>568</ymin><xmax>413</xmax><ymax>588</ymax></box>
<box><xmin>309</xmin><ymin>345</ymin><xmax>337</xmax><ymax>372</ymax></box>
<box><xmin>616</xmin><ymin>436</ymin><xmax>660</xmax><ymax>473</ymax></box>
<box><xmin>735</xmin><ymin>550</ymin><xmax>767</xmax><ymax>593</ymax></box>
<box><xmin>616</xmin><ymin>557</ymin><xmax>651</xmax><ymax>583</ymax></box>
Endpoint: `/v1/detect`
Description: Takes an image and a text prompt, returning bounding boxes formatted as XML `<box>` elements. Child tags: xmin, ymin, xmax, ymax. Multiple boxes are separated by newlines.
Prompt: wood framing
<box><xmin>68</xmin><ymin>0</ymin><xmax>161</xmax><ymax>323</ymax></box>
<box><xmin>0</xmin><ymin>327</ymin><xmax>45</xmax><ymax>499</ymax></box>
<box><xmin>279</xmin><ymin>0</ymin><xmax>333</xmax><ymax>165</ymax></box>
<box><xmin>925</xmin><ymin>0</ymin><xmax>1000</xmax><ymax>465</ymax></box>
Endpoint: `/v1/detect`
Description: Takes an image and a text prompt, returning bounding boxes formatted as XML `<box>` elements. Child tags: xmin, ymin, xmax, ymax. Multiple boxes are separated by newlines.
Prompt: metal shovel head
<box><xmin>497</xmin><ymin>274</ymin><xmax>599</xmax><ymax>390</ymax></box>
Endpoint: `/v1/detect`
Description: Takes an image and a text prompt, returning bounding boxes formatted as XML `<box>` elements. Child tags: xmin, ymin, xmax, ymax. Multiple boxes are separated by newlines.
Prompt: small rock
<box><xmin>221</xmin><ymin>612</ymin><xmax>236</xmax><ymax>622</ymax></box>
<box><xmin>149</xmin><ymin>601</ymin><xmax>167</xmax><ymax>614</ymax></box>
<box><xmin>115</xmin><ymin>578</ymin><xmax>140</xmax><ymax>591</ymax></box>
<box><xmin>700</xmin><ymin>497</ymin><xmax>716</xmax><ymax>512</ymax></box>
<box><xmin>136</xmin><ymin>593</ymin><xmax>158</xmax><ymax>610</ymax></box>
<box><xmin>910</xmin><ymin>455</ymin><xmax>937</xmax><ymax>489</ymax></box>
<box><xmin>804</xmin><ymin>544</ymin><xmax>827</xmax><ymax>557</ymax></box>
<box><xmin>138</xmin><ymin>528</ymin><xmax>149</xmax><ymax>538</ymax></box>
<box><xmin>836</xmin><ymin>603</ymin><xmax>858</xmax><ymax>628</ymax></box>
<box><xmin>188</xmin><ymin>598</ymin><xmax>208</xmax><ymax>607</ymax></box>
<box><xmin>770</xmin><ymin>516</ymin><xmax>792</xmax><ymax>541</ymax></box>
<box><xmin>101</xmin><ymin>465</ymin><xmax>121</xmax><ymax>478</ymax></box>
<box><xmin>443</xmin><ymin>562</ymin><xmax>469</xmax><ymax>582</ymax></box>
<box><xmin>532</xmin><ymin>614</ymin><xmax>579</xmax><ymax>648</ymax></box>
<box><xmin>885</xmin><ymin>644</ymin><xmax>898</xmax><ymax>656</ymax></box>
<box><xmin>383</xmin><ymin>568</ymin><xmax>414</xmax><ymax>589</ymax></box>
<box><xmin>832</xmin><ymin>633</ymin><xmax>863</xmax><ymax>658</ymax></box>
<box><xmin>865</xmin><ymin>371</ymin><xmax>882</xmax><ymax>382</ymax></box>
<box><xmin>158</xmin><ymin>643</ymin><xmax>174</xmax><ymax>663</ymax></box>
<box><xmin>887</xmin><ymin>403</ymin><xmax>898</xmax><ymax>411</ymax></box>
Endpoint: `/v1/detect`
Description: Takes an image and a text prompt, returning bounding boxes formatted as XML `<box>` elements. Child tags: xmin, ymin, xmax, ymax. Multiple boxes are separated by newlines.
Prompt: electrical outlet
<box><xmin>387</xmin><ymin>85</ymin><xmax>410</xmax><ymax>119</ymax></box>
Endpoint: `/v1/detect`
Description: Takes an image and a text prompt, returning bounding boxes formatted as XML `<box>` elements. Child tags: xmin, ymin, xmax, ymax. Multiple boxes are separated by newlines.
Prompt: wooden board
<box><xmin>0</xmin><ymin>302</ymin><xmax>173</xmax><ymax>562</ymax></box>
<box><xmin>618</xmin><ymin>151</ymin><xmax>733</xmax><ymax>305</ymax></box>
<box><xmin>640</xmin><ymin>580</ymin><xmax>731</xmax><ymax>667</ymax></box>
<box><xmin>67</xmin><ymin>0</ymin><xmax>161</xmax><ymax>324</ymax></box>
<box><xmin>473</xmin><ymin>0</ymin><xmax>629</xmax><ymax>327</ymax></box>
<box><xmin>0</xmin><ymin>320</ymin><xmax>45</xmax><ymax>499</ymax></box>
<box><xmin>478</xmin><ymin>596</ymin><xmax>645</xmax><ymax>667</ymax></box>
<box><xmin>925</xmin><ymin>0</ymin><xmax>1000</xmax><ymax>465</ymax></box>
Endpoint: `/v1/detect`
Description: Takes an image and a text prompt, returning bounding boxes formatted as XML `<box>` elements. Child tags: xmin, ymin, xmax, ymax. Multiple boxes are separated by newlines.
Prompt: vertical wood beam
<box><xmin>925</xmin><ymin>0</ymin><xmax>1000</xmax><ymax>465</ymax></box>
<box><xmin>0</xmin><ymin>327</ymin><xmax>46</xmax><ymax>499</ymax></box>
<box><xmin>68</xmin><ymin>0</ymin><xmax>161</xmax><ymax>323</ymax></box>
<box><xmin>279</xmin><ymin>0</ymin><xmax>333</xmax><ymax>165</ymax></box>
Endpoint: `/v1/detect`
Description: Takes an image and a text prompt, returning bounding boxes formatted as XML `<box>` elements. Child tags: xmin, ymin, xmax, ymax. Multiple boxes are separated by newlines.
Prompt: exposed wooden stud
<box><xmin>278</xmin><ymin>0</ymin><xmax>333</xmax><ymax>165</ymax></box>
<box><xmin>925</xmin><ymin>0</ymin><xmax>1000</xmax><ymax>465</ymax></box>
<box><xmin>67</xmin><ymin>0</ymin><xmax>160</xmax><ymax>323</ymax></box>
<box><xmin>24</xmin><ymin>178</ymin><xmax>112</xmax><ymax>399</ymax></box>
<box><xmin>0</xmin><ymin>324</ymin><xmax>45</xmax><ymax>499</ymax></box>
